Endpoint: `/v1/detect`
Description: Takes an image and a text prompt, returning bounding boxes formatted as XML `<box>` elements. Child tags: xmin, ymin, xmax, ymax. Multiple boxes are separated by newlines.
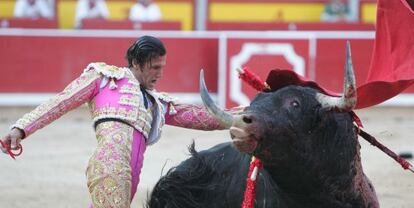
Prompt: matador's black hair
<box><xmin>125</xmin><ymin>35</ymin><xmax>166</xmax><ymax>68</ymax></box>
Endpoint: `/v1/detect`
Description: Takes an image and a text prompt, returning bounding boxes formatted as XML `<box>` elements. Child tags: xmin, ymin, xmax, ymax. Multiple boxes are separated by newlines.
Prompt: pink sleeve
<box><xmin>165</xmin><ymin>104</ymin><xmax>226</xmax><ymax>130</ymax></box>
<box><xmin>11</xmin><ymin>70</ymin><xmax>101</xmax><ymax>138</ymax></box>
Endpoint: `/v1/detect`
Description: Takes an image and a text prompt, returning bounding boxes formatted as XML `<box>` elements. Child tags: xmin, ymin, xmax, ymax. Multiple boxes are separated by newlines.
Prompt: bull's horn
<box><xmin>317</xmin><ymin>41</ymin><xmax>357</xmax><ymax>111</ymax></box>
<box><xmin>200</xmin><ymin>69</ymin><xmax>234</xmax><ymax>128</ymax></box>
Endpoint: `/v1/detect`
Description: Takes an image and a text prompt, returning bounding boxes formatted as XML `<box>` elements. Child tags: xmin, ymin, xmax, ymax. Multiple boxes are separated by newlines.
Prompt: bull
<box><xmin>146</xmin><ymin>43</ymin><xmax>379</xmax><ymax>208</ymax></box>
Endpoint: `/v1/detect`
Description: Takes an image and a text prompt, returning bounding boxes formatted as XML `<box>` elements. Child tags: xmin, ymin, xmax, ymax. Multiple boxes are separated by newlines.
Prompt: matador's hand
<box><xmin>1</xmin><ymin>128</ymin><xmax>24</xmax><ymax>155</ymax></box>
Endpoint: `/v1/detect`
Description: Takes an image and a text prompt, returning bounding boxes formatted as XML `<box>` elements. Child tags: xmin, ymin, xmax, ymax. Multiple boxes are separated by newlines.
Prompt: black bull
<box><xmin>147</xmin><ymin>45</ymin><xmax>379</xmax><ymax>208</ymax></box>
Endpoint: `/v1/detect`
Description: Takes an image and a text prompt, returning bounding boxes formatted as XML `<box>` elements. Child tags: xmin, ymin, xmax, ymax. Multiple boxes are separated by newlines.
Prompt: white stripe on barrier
<box><xmin>218</xmin><ymin>33</ymin><xmax>228</xmax><ymax>108</ymax></box>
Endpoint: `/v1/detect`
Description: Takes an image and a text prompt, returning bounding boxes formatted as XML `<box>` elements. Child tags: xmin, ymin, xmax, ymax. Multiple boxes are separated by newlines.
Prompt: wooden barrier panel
<box><xmin>0</xmin><ymin>31</ymin><xmax>218</xmax><ymax>94</ymax></box>
<box><xmin>0</xmin><ymin>29</ymin><xmax>412</xmax><ymax>106</ymax></box>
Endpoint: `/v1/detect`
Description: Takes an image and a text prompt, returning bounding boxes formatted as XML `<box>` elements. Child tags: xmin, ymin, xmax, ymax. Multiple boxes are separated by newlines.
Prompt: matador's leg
<box><xmin>87</xmin><ymin>121</ymin><xmax>134</xmax><ymax>208</ymax></box>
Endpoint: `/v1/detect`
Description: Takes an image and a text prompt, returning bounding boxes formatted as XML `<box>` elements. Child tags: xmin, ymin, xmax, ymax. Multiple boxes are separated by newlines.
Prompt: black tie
<box><xmin>140</xmin><ymin>85</ymin><xmax>148</xmax><ymax>109</ymax></box>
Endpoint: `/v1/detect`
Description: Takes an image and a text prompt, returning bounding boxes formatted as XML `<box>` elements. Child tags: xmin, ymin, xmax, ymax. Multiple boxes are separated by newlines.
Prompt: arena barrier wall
<box><xmin>0</xmin><ymin>29</ymin><xmax>413</xmax><ymax>107</ymax></box>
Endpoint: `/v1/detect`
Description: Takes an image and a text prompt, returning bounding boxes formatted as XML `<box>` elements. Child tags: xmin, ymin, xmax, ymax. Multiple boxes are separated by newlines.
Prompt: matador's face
<box><xmin>133</xmin><ymin>55</ymin><xmax>167</xmax><ymax>90</ymax></box>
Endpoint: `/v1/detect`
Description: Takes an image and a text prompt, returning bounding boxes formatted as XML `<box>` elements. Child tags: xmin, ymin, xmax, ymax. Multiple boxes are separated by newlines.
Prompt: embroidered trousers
<box><xmin>87</xmin><ymin>121</ymin><xmax>146</xmax><ymax>208</ymax></box>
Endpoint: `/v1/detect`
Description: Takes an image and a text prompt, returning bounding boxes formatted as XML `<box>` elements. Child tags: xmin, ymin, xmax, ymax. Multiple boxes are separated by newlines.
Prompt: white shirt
<box><xmin>129</xmin><ymin>3</ymin><xmax>161</xmax><ymax>22</ymax></box>
<box><xmin>75</xmin><ymin>0</ymin><xmax>109</xmax><ymax>28</ymax></box>
<box><xmin>14</xmin><ymin>0</ymin><xmax>54</xmax><ymax>19</ymax></box>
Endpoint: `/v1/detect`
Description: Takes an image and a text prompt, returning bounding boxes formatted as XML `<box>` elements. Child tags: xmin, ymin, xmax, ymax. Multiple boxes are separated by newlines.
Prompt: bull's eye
<box><xmin>291</xmin><ymin>101</ymin><xmax>300</xmax><ymax>108</ymax></box>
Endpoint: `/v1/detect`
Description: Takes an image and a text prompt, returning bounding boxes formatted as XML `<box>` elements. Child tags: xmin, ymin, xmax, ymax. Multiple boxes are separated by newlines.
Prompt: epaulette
<box><xmin>155</xmin><ymin>92</ymin><xmax>178</xmax><ymax>115</ymax></box>
<box><xmin>156</xmin><ymin>92</ymin><xmax>178</xmax><ymax>104</ymax></box>
<box><xmin>83</xmin><ymin>62</ymin><xmax>126</xmax><ymax>80</ymax></box>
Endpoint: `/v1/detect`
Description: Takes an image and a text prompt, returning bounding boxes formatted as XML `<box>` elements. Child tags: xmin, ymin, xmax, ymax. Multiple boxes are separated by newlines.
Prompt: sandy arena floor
<box><xmin>0</xmin><ymin>106</ymin><xmax>413</xmax><ymax>208</ymax></box>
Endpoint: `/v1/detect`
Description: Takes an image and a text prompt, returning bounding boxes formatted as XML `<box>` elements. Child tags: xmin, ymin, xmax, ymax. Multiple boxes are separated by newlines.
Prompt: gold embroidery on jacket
<box><xmin>89</xmin><ymin>101</ymin><xmax>154</xmax><ymax>139</ymax></box>
<box><xmin>85</xmin><ymin>62</ymin><xmax>126</xmax><ymax>80</ymax></box>
<box><xmin>119</xmin><ymin>85</ymin><xmax>141</xmax><ymax>95</ymax></box>
<box><xmin>119</xmin><ymin>95</ymin><xmax>140</xmax><ymax>107</ymax></box>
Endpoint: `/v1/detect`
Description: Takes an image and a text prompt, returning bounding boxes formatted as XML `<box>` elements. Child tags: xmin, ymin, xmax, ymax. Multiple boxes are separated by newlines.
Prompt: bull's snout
<box><xmin>230</xmin><ymin>114</ymin><xmax>257</xmax><ymax>138</ymax></box>
<box><xmin>232</xmin><ymin>114</ymin><xmax>257</xmax><ymax>131</ymax></box>
<box><xmin>230</xmin><ymin>115</ymin><xmax>247</xmax><ymax>137</ymax></box>
<box><xmin>230</xmin><ymin>114</ymin><xmax>256</xmax><ymax>138</ymax></box>
<box><xmin>230</xmin><ymin>114</ymin><xmax>259</xmax><ymax>153</ymax></box>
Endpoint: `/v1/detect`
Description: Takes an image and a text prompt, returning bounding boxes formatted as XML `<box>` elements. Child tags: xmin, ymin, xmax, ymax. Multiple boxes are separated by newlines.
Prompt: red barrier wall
<box><xmin>0</xmin><ymin>33</ymin><xmax>218</xmax><ymax>93</ymax></box>
<box><xmin>0</xmin><ymin>29</ymin><xmax>412</xmax><ymax>107</ymax></box>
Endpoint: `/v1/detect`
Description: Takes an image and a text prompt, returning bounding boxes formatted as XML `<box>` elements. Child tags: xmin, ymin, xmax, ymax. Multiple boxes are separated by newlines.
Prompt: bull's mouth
<box><xmin>229</xmin><ymin>126</ymin><xmax>250</xmax><ymax>138</ymax></box>
<box><xmin>229</xmin><ymin>125</ymin><xmax>261</xmax><ymax>154</ymax></box>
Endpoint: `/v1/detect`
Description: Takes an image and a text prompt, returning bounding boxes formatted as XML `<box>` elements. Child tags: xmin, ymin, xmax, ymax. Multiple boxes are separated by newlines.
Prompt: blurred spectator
<box><xmin>14</xmin><ymin>0</ymin><xmax>54</xmax><ymax>19</ymax></box>
<box><xmin>347</xmin><ymin>0</ymin><xmax>360</xmax><ymax>22</ymax></box>
<box><xmin>129</xmin><ymin>0</ymin><xmax>162</xmax><ymax>22</ymax></box>
<box><xmin>75</xmin><ymin>0</ymin><xmax>109</xmax><ymax>28</ymax></box>
<box><xmin>321</xmin><ymin>0</ymin><xmax>353</xmax><ymax>22</ymax></box>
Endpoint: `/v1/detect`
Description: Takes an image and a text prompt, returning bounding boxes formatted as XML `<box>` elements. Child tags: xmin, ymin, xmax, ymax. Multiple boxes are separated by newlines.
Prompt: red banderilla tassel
<box><xmin>0</xmin><ymin>140</ymin><xmax>23</xmax><ymax>160</ymax></box>
<box><xmin>237</xmin><ymin>67</ymin><xmax>270</xmax><ymax>92</ymax></box>
<box><xmin>242</xmin><ymin>157</ymin><xmax>263</xmax><ymax>208</ymax></box>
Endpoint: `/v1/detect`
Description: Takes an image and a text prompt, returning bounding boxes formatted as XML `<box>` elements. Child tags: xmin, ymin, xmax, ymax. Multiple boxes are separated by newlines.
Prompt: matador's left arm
<box><xmin>164</xmin><ymin>102</ymin><xmax>245</xmax><ymax>131</ymax></box>
<box><xmin>165</xmin><ymin>103</ymin><xmax>226</xmax><ymax>130</ymax></box>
